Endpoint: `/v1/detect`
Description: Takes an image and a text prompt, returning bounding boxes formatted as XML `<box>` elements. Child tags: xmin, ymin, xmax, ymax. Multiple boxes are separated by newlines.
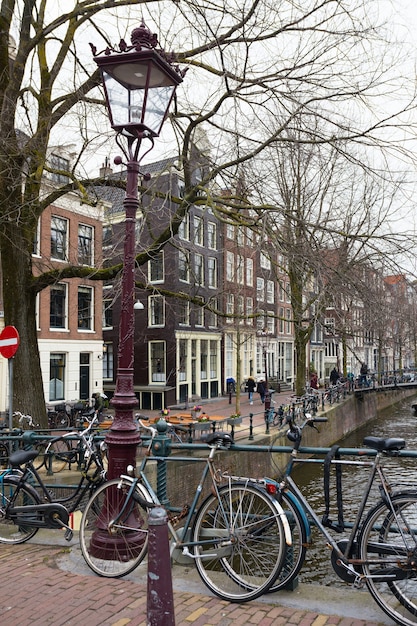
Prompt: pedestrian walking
<box><xmin>330</xmin><ymin>367</ymin><xmax>340</xmax><ymax>386</ymax></box>
<box><xmin>360</xmin><ymin>362</ymin><xmax>368</xmax><ymax>387</ymax></box>
<box><xmin>247</xmin><ymin>376</ymin><xmax>256</xmax><ymax>404</ymax></box>
<box><xmin>310</xmin><ymin>371</ymin><xmax>319</xmax><ymax>390</ymax></box>
<box><xmin>256</xmin><ymin>379</ymin><xmax>266</xmax><ymax>403</ymax></box>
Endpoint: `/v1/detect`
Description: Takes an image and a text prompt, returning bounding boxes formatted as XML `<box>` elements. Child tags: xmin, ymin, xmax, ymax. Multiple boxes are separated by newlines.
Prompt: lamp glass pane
<box><xmin>143</xmin><ymin>85</ymin><xmax>175</xmax><ymax>134</ymax></box>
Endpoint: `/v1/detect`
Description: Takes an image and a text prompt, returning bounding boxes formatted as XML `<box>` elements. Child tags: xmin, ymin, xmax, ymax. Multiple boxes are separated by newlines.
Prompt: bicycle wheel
<box><xmin>192</xmin><ymin>482</ymin><xmax>286</xmax><ymax>602</ymax></box>
<box><xmin>268</xmin><ymin>490</ymin><xmax>308</xmax><ymax>592</ymax></box>
<box><xmin>0</xmin><ymin>442</ymin><xmax>9</xmax><ymax>469</ymax></box>
<box><xmin>80</xmin><ymin>478</ymin><xmax>150</xmax><ymax>578</ymax></box>
<box><xmin>0</xmin><ymin>476</ymin><xmax>40</xmax><ymax>543</ymax></box>
<box><xmin>358</xmin><ymin>493</ymin><xmax>417</xmax><ymax>626</ymax></box>
<box><xmin>44</xmin><ymin>439</ymin><xmax>72</xmax><ymax>473</ymax></box>
<box><xmin>55</xmin><ymin>411</ymin><xmax>70</xmax><ymax>429</ymax></box>
<box><xmin>32</xmin><ymin>441</ymin><xmax>47</xmax><ymax>471</ymax></box>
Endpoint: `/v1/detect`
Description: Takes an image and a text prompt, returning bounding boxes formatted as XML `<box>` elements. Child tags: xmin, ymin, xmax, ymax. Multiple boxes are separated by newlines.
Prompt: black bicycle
<box><xmin>0</xmin><ymin>415</ymin><xmax>106</xmax><ymax>544</ymax></box>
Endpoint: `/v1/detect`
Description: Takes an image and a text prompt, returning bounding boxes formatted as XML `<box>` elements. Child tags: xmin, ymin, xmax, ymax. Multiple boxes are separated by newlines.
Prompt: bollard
<box><xmin>147</xmin><ymin>507</ymin><xmax>175</xmax><ymax>626</ymax></box>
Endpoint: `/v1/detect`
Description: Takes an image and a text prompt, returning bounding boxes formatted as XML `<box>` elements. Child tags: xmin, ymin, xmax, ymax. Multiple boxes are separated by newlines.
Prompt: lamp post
<box><xmin>257</xmin><ymin>329</ymin><xmax>272</xmax><ymax>432</ymax></box>
<box><xmin>92</xmin><ymin>23</ymin><xmax>184</xmax><ymax>480</ymax></box>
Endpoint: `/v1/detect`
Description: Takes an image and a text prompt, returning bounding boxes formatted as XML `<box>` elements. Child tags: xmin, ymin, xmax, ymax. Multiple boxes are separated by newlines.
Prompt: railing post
<box><xmin>151</xmin><ymin>420</ymin><xmax>171</xmax><ymax>507</ymax></box>
<box><xmin>147</xmin><ymin>507</ymin><xmax>175</xmax><ymax>626</ymax></box>
<box><xmin>248</xmin><ymin>413</ymin><xmax>254</xmax><ymax>440</ymax></box>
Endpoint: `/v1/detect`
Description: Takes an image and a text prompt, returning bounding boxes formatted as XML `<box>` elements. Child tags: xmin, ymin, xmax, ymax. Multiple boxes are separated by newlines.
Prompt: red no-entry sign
<box><xmin>0</xmin><ymin>326</ymin><xmax>20</xmax><ymax>359</ymax></box>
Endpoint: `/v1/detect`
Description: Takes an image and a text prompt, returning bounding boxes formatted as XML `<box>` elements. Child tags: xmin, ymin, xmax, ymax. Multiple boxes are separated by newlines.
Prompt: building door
<box><xmin>79</xmin><ymin>353</ymin><xmax>90</xmax><ymax>400</ymax></box>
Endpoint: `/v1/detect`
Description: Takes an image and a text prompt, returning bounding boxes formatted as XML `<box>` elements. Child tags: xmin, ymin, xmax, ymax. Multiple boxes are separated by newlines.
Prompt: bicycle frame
<box><xmin>278</xmin><ymin>418</ymin><xmax>410</xmax><ymax>584</ymax></box>
<box><xmin>5</xmin><ymin>443</ymin><xmax>105</xmax><ymax>513</ymax></box>
<box><xmin>116</xmin><ymin>439</ymin><xmax>292</xmax><ymax>559</ymax></box>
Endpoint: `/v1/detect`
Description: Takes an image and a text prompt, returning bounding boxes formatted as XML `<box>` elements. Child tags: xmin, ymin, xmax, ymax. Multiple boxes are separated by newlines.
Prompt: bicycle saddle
<box><xmin>363</xmin><ymin>436</ymin><xmax>405</xmax><ymax>452</ymax></box>
<box><xmin>206</xmin><ymin>432</ymin><xmax>233</xmax><ymax>448</ymax></box>
<box><xmin>9</xmin><ymin>449</ymin><xmax>39</xmax><ymax>467</ymax></box>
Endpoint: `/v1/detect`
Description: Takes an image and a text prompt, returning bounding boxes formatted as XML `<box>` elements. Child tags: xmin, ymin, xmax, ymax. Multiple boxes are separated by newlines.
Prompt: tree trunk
<box><xmin>294</xmin><ymin>326</ymin><xmax>308</xmax><ymax>397</ymax></box>
<box><xmin>0</xmin><ymin>223</ymin><xmax>47</xmax><ymax>425</ymax></box>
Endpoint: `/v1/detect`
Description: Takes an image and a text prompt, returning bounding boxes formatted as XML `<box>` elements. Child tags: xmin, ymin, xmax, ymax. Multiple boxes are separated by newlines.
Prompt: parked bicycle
<box><xmin>268</xmin><ymin>411</ymin><xmax>417</xmax><ymax>626</ymax></box>
<box><xmin>37</xmin><ymin>412</ymin><xmax>106</xmax><ymax>473</ymax></box>
<box><xmin>79</xmin><ymin>419</ymin><xmax>292</xmax><ymax>603</ymax></box>
<box><xmin>47</xmin><ymin>404</ymin><xmax>71</xmax><ymax>429</ymax></box>
<box><xmin>12</xmin><ymin>411</ymin><xmax>39</xmax><ymax>430</ymax></box>
<box><xmin>0</xmin><ymin>414</ymin><xmax>107</xmax><ymax>544</ymax></box>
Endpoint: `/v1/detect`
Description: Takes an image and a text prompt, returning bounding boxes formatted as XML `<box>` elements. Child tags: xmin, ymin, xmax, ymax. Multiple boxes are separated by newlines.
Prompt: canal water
<box><xmin>286</xmin><ymin>394</ymin><xmax>417</xmax><ymax>586</ymax></box>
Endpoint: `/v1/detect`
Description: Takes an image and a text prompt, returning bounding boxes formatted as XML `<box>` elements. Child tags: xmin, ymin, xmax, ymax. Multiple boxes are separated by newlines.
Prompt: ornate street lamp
<box><xmin>86</xmin><ymin>23</ymin><xmax>184</xmax><ymax>564</ymax></box>
<box><xmin>91</xmin><ymin>23</ymin><xmax>184</xmax><ymax>481</ymax></box>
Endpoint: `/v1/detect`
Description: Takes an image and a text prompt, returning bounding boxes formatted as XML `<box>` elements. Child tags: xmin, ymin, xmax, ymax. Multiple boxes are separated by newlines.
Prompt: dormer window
<box><xmin>50</xmin><ymin>153</ymin><xmax>70</xmax><ymax>184</ymax></box>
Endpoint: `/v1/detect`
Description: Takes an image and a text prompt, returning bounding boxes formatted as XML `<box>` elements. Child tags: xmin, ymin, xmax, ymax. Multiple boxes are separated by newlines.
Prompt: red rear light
<box><xmin>266</xmin><ymin>482</ymin><xmax>277</xmax><ymax>495</ymax></box>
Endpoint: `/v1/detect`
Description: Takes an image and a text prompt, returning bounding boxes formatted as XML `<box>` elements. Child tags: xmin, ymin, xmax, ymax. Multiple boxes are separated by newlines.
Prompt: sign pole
<box><xmin>8</xmin><ymin>357</ymin><xmax>13</xmax><ymax>432</ymax></box>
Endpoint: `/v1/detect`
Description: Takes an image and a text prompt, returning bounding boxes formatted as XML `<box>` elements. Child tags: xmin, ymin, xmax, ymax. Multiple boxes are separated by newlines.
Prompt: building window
<box><xmin>207</xmin><ymin>298</ymin><xmax>218</xmax><ymax>328</ymax></box>
<box><xmin>207</xmin><ymin>222</ymin><xmax>217</xmax><ymax>249</ymax></box>
<box><xmin>257</xmin><ymin>309</ymin><xmax>265</xmax><ymax>330</ymax></box>
<box><xmin>226</xmin><ymin>251</ymin><xmax>234</xmax><ymax>282</ymax></box>
<box><xmin>49</xmin><ymin>353</ymin><xmax>65</xmax><ymax>401</ymax></box>
<box><xmin>237</xmin><ymin>255</ymin><xmax>244</xmax><ymax>284</ymax></box>
<box><xmin>279</xmin><ymin>307</ymin><xmax>284</xmax><ymax>333</ymax></box>
<box><xmin>50</xmin><ymin>283</ymin><xmax>66</xmax><ymax>328</ymax></box>
<box><xmin>51</xmin><ymin>216</ymin><xmax>68</xmax><ymax>261</ymax></box>
<box><xmin>210</xmin><ymin>340</ymin><xmax>218</xmax><ymax>377</ymax></box>
<box><xmin>179</xmin><ymin>214</ymin><xmax>190</xmax><ymax>240</ymax></box>
<box><xmin>194</xmin><ymin>215</ymin><xmax>203</xmax><ymax>245</ymax></box>
<box><xmin>238</xmin><ymin>295</ymin><xmax>244</xmax><ymax>324</ymax></box>
<box><xmin>246</xmin><ymin>297</ymin><xmax>253</xmax><ymax>325</ymax></box>
<box><xmin>149</xmin><ymin>251</ymin><xmax>164</xmax><ymax>283</ymax></box>
<box><xmin>194</xmin><ymin>253</ymin><xmax>204</xmax><ymax>285</ymax></box>
<box><xmin>226</xmin><ymin>293</ymin><xmax>234</xmax><ymax>323</ymax></box>
<box><xmin>286</xmin><ymin>309</ymin><xmax>291</xmax><ymax>334</ymax></box>
<box><xmin>178</xmin><ymin>339</ymin><xmax>187</xmax><ymax>381</ymax></box>
<box><xmin>78</xmin><ymin>286</ymin><xmax>93</xmax><ymax>330</ymax></box>
<box><xmin>102</xmin><ymin>299</ymin><xmax>113</xmax><ymax>328</ymax></box>
<box><xmin>246</xmin><ymin>258</ymin><xmax>253</xmax><ymax>286</ymax></box>
<box><xmin>256</xmin><ymin>277</ymin><xmax>264</xmax><ymax>302</ymax></box>
<box><xmin>195</xmin><ymin>298</ymin><xmax>204</xmax><ymax>326</ymax></box>
<box><xmin>200</xmin><ymin>339</ymin><xmax>208</xmax><ymax>379</ymax></box>
<box><xmin>149</xmin><ymin>295</ymin><xmax>165</xmax><ymax>327</ymax></box>
<box><xmin>236</xmin><ymin>227</ymin><xmax>244</xmax><ymax>246</ymax></box>
<box><xmin>178</xmin><ymin>250</ymin><xmax>190</xmax><ymax>282</ymax></box>
<box><xmin>178</xmin><ymin>300</ymin><xmax>190</xmax><ymax>325</ymax></box>
<box><xmin>78</xmin><ymin>224</ymin><xmax>93</xmax><ymax>265</ymax></box>
<box><xmin>325</xmin><ymin>317</ymin><xmax>335</xmax><ymax>334</ymax></box>
<box><xmin>267</xmin><ymin>312</ymin><xmax>274</xmax><ymax>334</ymax></box>
<box><xmin>208</xmin><ymin>257</ymin><xmax>217</xmax><ymax>288</ymax></box>
<box><xmin>32</xmin><ymin>219</ymin><xmax>40</xmax><ymax>256</ymax></box>
<box><xmin>50</xmin><ymin>154</ymin><xmax>69</xmax><ymax>184</ymax></box>
<box><xmin>260</xmin><ymin>252</ymin><xmax>271</xmax><ymax>270</ymax></box>
<box><xmin>226</xmin><ymin>223</ymin><xmax>234</xmax><ymax>239</ymax></box>
<box><xmin>150</xmin><ymin>341</ymin><xmax>166</xmax><ymax>382</ymax></box>
<box><xmin>103</xmin><ymin>225</ymin><xmax>113</xmax><ymax>247</ymax></box>
<box><xmin>267</xmin><ymin>280</ymin><xmax>275</xmax><ymax>304</ymax></box>
<box><xmin>103</xmin><ymin>343</ymin><xmax>113</xmax><ymax>380</ymax></box>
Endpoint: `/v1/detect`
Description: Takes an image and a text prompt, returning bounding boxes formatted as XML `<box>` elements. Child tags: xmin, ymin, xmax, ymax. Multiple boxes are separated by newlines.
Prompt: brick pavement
<box><xmin>0</xmin><ymin>392</ymin><xmax>388</xmax><ymax>625</ymax></box>
<box><xmin>0</xmin><ymin>543</ymin><xmax>385</xmax><ymax>626</ymax></box>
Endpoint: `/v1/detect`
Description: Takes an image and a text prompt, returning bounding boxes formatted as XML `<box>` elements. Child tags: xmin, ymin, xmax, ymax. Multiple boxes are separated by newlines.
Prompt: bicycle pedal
<box><xmin>64</xmin><ymin>528</ymin><xmax>73</xmax><ymax>541</ymax></box>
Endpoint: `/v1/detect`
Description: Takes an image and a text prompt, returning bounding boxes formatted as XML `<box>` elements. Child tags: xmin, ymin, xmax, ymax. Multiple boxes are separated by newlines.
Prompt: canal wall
<box><xmin>154</xmin><ymin>386</ymin><xmax>417</xmax><ymax>507</ymax></box>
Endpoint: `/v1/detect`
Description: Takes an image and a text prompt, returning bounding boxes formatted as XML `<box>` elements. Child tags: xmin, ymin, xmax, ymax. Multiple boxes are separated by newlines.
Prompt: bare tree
<box><xmin>0</xmin><ymin>0</ymin><xmax>415</xmax><ymax>418</ymax></box>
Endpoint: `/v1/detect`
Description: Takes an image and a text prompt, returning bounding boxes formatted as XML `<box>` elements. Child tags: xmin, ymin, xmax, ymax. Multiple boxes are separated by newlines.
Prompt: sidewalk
<box><xmin>0</xmin><ymin>392</ymin><xmax>389</xmax><ymax>626</ymax></box>
<box><xmin>0</xmin><ymin>536</ymin><xmax>388</xmax><ymax>626</ymax></box>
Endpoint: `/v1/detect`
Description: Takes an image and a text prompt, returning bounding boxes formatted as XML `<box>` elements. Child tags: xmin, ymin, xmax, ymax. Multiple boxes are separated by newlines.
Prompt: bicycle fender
<box><xmin>1</xmin><ymin>474</ymin><xmax>40</xmax><ymax>502</ymax></box>
<box><xmin>283</xmin><ymin>489</ymin><xmax>311</xmax><ymax>542</ymax></box>
<box><xmin>270</xmin><ymin>497</ymin><xmax>293</xmax><ymax>547</ymax></box>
